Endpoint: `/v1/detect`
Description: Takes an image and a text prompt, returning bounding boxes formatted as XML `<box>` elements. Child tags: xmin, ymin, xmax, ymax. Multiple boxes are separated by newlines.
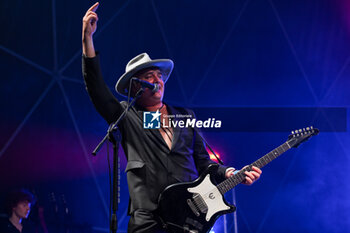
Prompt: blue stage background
<box><xmin>0</xmin><ymin>0</ymin><xmax>349</xmax><ymax>232</ymax></box>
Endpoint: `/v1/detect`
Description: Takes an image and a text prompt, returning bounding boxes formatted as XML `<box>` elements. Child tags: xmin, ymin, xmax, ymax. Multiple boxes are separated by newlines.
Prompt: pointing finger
<box><xmin>88</xmin><ymin>2</ymin><xmax>99</xmax><ymax>13</ymax></box>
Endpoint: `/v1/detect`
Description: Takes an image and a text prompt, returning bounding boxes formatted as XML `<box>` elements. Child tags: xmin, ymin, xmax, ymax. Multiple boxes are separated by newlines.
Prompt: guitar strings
<box><xmin>192</xmin><ymin>143</ymin><xmax>291</xmax><ymax>207</ymax></box>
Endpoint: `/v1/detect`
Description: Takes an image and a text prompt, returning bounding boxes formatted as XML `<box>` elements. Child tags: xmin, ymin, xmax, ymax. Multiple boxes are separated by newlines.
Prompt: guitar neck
<box><xmin>217</xmin><ymin>141</ymin><xmax>292</xmax><ymax>195</ymax></box>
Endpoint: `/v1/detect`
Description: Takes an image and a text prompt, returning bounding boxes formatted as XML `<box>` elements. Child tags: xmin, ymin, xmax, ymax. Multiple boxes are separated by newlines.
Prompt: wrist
<box><xmin>82</xmin><ymin>41</ymin><xmax>96</xmax><ymax>58</ymax></box>
<box><xmin>82</xmin><ymin>35</ymin><xmax>93</xmax><ymax>43</ymax></box>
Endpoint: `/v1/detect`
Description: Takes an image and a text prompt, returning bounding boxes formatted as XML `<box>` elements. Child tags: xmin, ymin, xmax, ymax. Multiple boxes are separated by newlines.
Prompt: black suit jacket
<box><xmin>82</xmin><ymin>54</ymin><xmax>228</xmax><ymax>214</ymax></box>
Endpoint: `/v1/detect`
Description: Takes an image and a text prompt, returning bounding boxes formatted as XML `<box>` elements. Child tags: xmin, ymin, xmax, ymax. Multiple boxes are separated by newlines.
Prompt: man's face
<box><xmin>12</xmin><ymin>200</ymin><xmax>31</xmax><ymax>219</ymax></box>
<box><xmin>134</xmin><ymin>67</ymin><xmax>165</xmax><ymax>105</ymax></box>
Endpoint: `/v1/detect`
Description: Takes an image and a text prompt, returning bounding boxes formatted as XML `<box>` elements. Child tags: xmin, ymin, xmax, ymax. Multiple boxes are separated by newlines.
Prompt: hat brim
<box><xmin>115</xmin><ymin>59</ymin><xmax>174</xmax><ymax>97</ymax></box>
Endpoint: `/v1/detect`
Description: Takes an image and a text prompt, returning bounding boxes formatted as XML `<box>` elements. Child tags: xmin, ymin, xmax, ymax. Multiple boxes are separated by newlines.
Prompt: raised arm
<box><xmin>81</xmin><ymin>2</ymin><xmax>124</xmax><ymax>124</ymax></box>
<box><xmin>82</xmin><ymin>2</ymin><xmax>99</xmax><ymax>57</ymax></box>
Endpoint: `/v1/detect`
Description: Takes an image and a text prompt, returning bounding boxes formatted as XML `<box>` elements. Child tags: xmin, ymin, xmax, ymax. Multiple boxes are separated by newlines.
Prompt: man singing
<box><xmin>82</xmin><ymin>2</ymin><xmax>262</xmax><ymax>232</ymax></box>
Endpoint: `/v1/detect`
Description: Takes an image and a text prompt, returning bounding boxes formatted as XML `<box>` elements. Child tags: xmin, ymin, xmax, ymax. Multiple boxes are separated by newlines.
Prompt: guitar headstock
<box><xmin>287</xmin><ymin>126</ymin><xmax>319</xmax><ymax>148</ymax></box>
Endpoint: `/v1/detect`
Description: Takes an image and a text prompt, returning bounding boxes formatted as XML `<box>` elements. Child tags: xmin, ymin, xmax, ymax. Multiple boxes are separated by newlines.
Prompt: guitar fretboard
<box><xmin>217</xmin><ymin>141</ymin><xmax>291</xmax><ymax>194</ymax></box>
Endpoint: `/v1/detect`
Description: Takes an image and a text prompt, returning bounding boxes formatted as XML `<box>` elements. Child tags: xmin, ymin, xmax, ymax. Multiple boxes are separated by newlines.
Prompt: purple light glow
<box><xmin>0</xmin><ymin>124</ymin><xmax>126</xmax><ymax>186</ymax></box>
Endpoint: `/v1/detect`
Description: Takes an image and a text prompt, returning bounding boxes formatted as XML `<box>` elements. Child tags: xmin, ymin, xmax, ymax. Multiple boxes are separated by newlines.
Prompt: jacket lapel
<box><xmin>166</xmin><ymin>105</ymin><xmax>181</xmax><ymax>150</ymax></box>
<box><xmin>132</xmin><ymin>105</ymin><xmax>170</xmax><ymax>152</ymax></box>
<box><xmin>131</xmin><ymin>104</ymin><xmax>184</xmax><ymax>152</ymax></box>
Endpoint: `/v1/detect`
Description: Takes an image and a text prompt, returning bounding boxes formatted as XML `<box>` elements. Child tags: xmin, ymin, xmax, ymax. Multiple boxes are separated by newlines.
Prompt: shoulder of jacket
<box><xmin>169</xmin><ymin>105</ymin><xmax>195</xmax><ymax>116</ymax></box>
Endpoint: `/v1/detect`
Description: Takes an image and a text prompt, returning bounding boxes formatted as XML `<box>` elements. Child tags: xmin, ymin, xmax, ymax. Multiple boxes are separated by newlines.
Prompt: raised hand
<box><xmin>82</xmin><ymin>2</ymin><xmax>99</xmax><ymax>57</ymax></box>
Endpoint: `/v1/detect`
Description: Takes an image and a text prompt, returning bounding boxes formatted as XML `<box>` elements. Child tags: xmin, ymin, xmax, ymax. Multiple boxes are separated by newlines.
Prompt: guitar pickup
<box><xmin>192</xmin><ymin>194</ymin><xmax>208</xmax><ymax>214</ymax></box>
<box><xmin>187</xmin><ymin>199</ymin><xmax>200</xmax><ymax>216</ymax></box>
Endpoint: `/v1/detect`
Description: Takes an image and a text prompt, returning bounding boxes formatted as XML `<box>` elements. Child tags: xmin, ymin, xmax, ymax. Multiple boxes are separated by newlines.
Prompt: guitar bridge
<box><xmin>187</xmin><ymin>199</ymin><xmax>200</xmax><ymax>216</ymax></box>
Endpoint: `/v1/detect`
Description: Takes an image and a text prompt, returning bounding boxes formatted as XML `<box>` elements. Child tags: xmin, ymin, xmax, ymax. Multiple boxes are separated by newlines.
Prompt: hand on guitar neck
<box><xmin>225</xmin><ymin>166</ymin><xmax>262</xmax><ymax>185</ymax></box>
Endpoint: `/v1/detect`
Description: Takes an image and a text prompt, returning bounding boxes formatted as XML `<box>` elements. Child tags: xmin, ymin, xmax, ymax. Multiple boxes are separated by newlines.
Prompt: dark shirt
<box><xmin>0</xmin><ymin>217</ymin><xmax>34</xmax><ymax>233</ymax></box>
<box><xmin>82</xmin><ymin>54</ymin><xmax>228</xmax><ymax>213</ymax></box>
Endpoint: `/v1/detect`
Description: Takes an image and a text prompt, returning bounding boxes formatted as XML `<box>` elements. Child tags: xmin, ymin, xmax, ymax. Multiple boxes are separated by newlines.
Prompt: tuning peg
<box><xmin>299</xmin><ymin>129</ymin><xmax>302</xmax><ymax>133</ymax></box>
<box><xmin>291</xmin><ymin>131</ymin><xmax>294</xmax><ymax>134</ymax></box>
<box><xmin>311</xmin><ymin>126</ymin><xmax>313</xmax><ymax>129</ymax></box>
<box><xmin>306</xmin><ymin>127</ymin><xmax>310</xmax><ymax>130</ymax></box>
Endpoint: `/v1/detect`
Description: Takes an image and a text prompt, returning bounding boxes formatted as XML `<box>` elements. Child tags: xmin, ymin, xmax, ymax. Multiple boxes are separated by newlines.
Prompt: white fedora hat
<box><xmin>115</xmin><ymin>53</ymin><xmax>174</xmax><ymax>97</ymax></box>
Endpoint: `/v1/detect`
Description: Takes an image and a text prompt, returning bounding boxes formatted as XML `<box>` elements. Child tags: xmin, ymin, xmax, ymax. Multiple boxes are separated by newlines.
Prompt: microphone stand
<box><xmin>92</xmin><ymin>88</ymin><xmax>144</xmax><ymax>233</ymax></box>
<box><xmin>193</xmin><ymin>126</ymin><xmax>224</xmax><ymax>165</ymax></box>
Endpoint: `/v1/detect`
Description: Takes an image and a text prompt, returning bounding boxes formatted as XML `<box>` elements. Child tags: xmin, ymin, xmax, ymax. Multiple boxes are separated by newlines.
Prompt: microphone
<box><xmin>133</xmin><ymin>78</ymin><xmax>160</xmax><ymax>93</ymax></box>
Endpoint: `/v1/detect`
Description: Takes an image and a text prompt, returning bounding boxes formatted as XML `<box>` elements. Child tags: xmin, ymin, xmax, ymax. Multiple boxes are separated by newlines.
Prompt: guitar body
<box><xmin>157</xmin><ymin>165</ymin><xmax>236</xmax><ymax>233</ymax></box>
<box><xmin>157</xmin><ymin>127</ymin><xmax>319</xmax><ymax>232</ymax></box>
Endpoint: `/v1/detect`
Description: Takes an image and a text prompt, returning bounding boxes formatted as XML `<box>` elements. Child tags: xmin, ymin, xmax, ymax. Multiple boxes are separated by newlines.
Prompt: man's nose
<box><xmin>152</xmin><ymin>74</ymin><xmax>163</xmax><ymax>83</ymax></box>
